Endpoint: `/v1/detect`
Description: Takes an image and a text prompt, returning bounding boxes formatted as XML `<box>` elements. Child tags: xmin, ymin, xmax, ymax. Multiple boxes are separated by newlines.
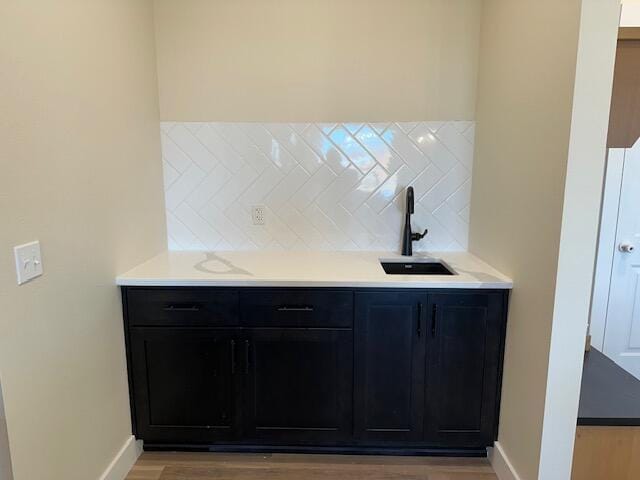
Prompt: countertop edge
<box><xmin>115</xmin><ymin>278</ymin><xmax>513</xmax><ymax>289</ymax></box>
<box><xmin>577</xmin><ymin>417</ymin><xmax>640</xmax><ymax>427</ymax></box>
<box><xmin>577</xmin><ymin>348</ymin><xmax>640</xmax><ymax>427</ymax></box>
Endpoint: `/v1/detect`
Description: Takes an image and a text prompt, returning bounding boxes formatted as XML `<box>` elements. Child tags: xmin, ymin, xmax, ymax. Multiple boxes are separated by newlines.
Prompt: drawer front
<box><xmin>126</xmin><ymin>288</ymin><xmax>238</xmax><ymax>326</ymax></box>
<box><xmin>240</xmin><ymin>290</ymin><xmax>353</xmax><ymax>328</ymax></box>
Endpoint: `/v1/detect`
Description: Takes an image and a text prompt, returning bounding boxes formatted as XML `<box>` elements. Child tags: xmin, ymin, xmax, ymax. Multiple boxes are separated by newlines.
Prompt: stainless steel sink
<box><xmin>380</xmin><ymin>260</ymin><xmax>455</xmax><ymax>275</ymax></box>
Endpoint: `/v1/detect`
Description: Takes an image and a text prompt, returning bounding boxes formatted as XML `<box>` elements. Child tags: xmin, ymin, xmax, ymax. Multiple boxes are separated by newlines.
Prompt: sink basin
<box><xmin>380</xmin><ymin>260</ymin><xmax>455</xmax><ymax>275</ymax></box>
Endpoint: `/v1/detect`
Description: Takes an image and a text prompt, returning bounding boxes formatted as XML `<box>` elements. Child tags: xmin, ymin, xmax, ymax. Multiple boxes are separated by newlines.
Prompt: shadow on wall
<box><xmin>0</xmin><ymin>382</ymin><xmax>13</xmax><ymax>480</ymax></box>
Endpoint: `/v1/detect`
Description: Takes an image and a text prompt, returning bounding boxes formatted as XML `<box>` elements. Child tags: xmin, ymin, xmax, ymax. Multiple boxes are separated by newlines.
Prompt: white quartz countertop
<box><xmin>116</xmin><ymin>251</ymin><xmax>512</xmax><ymax>289</ymax></box>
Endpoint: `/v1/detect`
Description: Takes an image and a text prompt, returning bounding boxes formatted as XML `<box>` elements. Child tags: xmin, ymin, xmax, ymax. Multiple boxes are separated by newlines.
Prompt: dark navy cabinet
<box><xmin>243</xmin><ymin>328</ymin><xmax>353</xmax><ymax>443</ymax></box>
<box><xmin>129</xmin><ymin>328</ymin><xmax>240</xmax><ymax>444</ymax></box>
<box><xmin>122</xmin><ymin>286</ymin><xmax>508</xmax><ymax>455</ymax></box>
<box><xmin>354</xmin><ymin>291</ymin><xmax>427</xmax><ymax>443</ymax></box>
<box><xmin>423</xmin><ymin>292</ymin><xmax>505</xmax><ymax>447</ymax></box>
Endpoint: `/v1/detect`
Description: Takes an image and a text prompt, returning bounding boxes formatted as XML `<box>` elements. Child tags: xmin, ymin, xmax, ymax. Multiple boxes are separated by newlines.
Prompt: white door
<box><xmin>604</xmin><ymin>142</ymin><xmax>640</xmax><ymax>379</ymax></box>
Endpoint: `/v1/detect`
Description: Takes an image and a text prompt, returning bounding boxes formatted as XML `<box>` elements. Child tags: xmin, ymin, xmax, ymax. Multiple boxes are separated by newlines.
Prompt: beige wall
<box><xmin>470</xmin><ymin>0</ymin><xmax>582</xmax><ymax>478</ymax></box>
<box><xmin>621</xmin><ymin>2</ymin><xmax>640</xmax><ymax>25</ymax></box>
<box><xmin>0</xmin><ymin>1</ymin><xmax>166</xmax><ymax>479</ymax></box>
<box><xmin>153</xmin><ymin>0</ymin><xmax>482</xmax><ymax>121</ymax></box>
<box><xmin>470</xmin><ymin>0</ymin><xmax>619</xmax><ymax>479</ymax></box>
<box><xmin>0</xmin><ymin>385</ymin><xmax>12</xmax><ymax>480</ymax></box>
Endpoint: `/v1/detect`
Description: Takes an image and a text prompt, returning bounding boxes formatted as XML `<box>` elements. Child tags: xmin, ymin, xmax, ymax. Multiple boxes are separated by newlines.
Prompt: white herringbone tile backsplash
<box><xmin>161</xmin><ymin>122</ymin><xmax>475</xmax><ymax>252</ymax></box>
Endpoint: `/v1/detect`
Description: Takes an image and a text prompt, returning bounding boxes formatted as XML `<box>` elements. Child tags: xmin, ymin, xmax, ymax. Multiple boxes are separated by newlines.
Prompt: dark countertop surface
<box><xmin>578</xmin><ymin>348</ymin><xmax>640</xmax><ymax>426</ymax></box>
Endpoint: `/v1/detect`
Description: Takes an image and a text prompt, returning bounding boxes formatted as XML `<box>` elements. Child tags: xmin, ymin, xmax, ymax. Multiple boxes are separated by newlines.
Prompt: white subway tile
<box><xmin>162</xmin><ymin>122</ymin><xmax>475</xmax><ymax>252</ymax></box>
<box><xmin>168</xmin><ymin>124</ymin><xmax>218</xmax><ymax>173</ymax></box>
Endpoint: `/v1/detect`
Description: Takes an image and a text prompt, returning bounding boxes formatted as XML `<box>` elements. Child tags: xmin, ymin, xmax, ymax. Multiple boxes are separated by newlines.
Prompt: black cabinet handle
<box><xmin>276</xmin><ymin>306</ymin><xmax>314</xmax><ymax>312</ymax></box>
<box><xmin>244</xmin><ymin>340</ymin><xmax>250</xmax><ymax>374</ymax></box>
<box><xmin>417</xmin><ymin>303</ymin><xmax>423</xmax><ymax>337</ymax></box>
<box><xmin>431</xmin><ymin>304</ymin><xmax>438</xmax><ymax>337</ymax></box>
<box><xmin>230</xmin><ymin>340</ymin><xmax>236</xmax><ymax>375</ymax></box>
<box><xmin>163</xmin><ymin>304</ymin><xmax>201</xmax><ymax>312</ymax></box>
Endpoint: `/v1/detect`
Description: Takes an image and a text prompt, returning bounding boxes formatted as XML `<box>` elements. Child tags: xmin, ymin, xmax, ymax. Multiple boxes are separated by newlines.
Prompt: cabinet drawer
<box><xmin>126</xmin><ymin>288</ymin><xmax>238</xmax><ymax>326</ymax></box>
<box><xmin>240</xmin><ymin>290</ymin><xmax>353</xmax><ymax>328</ymax></box>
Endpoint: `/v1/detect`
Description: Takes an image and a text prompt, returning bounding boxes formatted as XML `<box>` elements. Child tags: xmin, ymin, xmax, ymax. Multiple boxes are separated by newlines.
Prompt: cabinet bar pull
<box><xmin>244</xmin><ymin>340</ymin><xmax>250</xmax><ymax>374</ymax></box>
<box><xmin>276</xmin><ymin>306</ymin><xmax>314</xmax><ymax>312</ymax></box>
<box><xmin>163</xmin><ymin>304</ymin><xmax>201</xmax><ymax>312</ymax></box>
<box><xmin>230</xmin><ymin>340</ymin><xmax>236</xmax><ymax>374</ymax></box>
<box><xmin>417</xmin><ymin>303</ymin><xmax>423</xmax><ymax>337</ymax></box>
<box><xmin>431</xmin><ymin>304</ymin><xmax>438</xmax><ymax>337</ymax></box>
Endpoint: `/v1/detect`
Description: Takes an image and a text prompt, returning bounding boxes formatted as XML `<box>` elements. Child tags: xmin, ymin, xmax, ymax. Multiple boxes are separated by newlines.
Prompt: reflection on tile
<box><xmin>302</xmin><ymin>125</ymin><xmax>351</xmax><ymax>174</ymax></box>
<box><xmin>341</xmin><ymin>164</ymin><xmax>388</xmax><ymax>213</ymax></box>
<box><xmin>382</xmin><ymin>124</ymin><xmax>430</xmax><ymax>174</ymax></box>
<box><xmin>266</xmin><ymin>124</ymin><xmax>322</xmax><ymax>175</ymax></box>
<box><xmin>425</xmin><ymin>121</ymin><xmax>445</xmax><ymax>133</ymax></box>
<box><xmin>356</xmin><ymin>125</ymin><xmax>403</xmax><ymax>173</ymax></box>
<box><xmin>317</xmin><ymin>123</ymin><xmax>337</xmax><ymax>135</ymax></box>
<box><xmin>371</xmin><ymin>123</ymin><xmax>390</xmax><ymax>134</ymax></box>
<box><xmin>329</xmin><ymin>127</ymin><xmax>376</xmax><ymax>174</ymax></box>
<box><xmin>344</xmin><ymin>123</ymin><xmax>364</xmax><ymax>134</ymax></box>
<box><xmin>409</xmin><ymin>123</ymin><xmax>458</xmax><ymax>173</ymax></box>
<box><xmin>161</xmin><ymin>121</ymin><xmax>475</xmax><ymax>252</ymax></box>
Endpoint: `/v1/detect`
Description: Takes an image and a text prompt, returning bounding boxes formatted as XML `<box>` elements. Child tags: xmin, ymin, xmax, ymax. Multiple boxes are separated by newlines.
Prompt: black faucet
<box><xmin>401</xmin><ymin>186</ymin><xmax>428</xmax><ymax>256</ymax></box>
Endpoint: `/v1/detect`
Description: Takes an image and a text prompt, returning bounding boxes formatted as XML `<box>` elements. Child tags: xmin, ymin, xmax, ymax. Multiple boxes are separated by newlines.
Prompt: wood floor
<box><xmin>572</xmin><ymin>426</ymin><xmax>640</xmax><ymax>480</ymax></box>
<box><xmin>126</xmin><ymin>452</ymin><xmax>497</xmax><ymax>480</ymax></box>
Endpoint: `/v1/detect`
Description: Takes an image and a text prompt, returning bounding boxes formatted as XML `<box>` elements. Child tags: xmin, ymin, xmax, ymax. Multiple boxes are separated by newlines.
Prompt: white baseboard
<box><xmin>488</xmin><ymin>442</ymin><xmax>522</xmax><ymax>480</ymax></box>
<box><xmin>99</xmin><ymin>435</ymin><xmax>142</xmax><ymax>480</ymax></box>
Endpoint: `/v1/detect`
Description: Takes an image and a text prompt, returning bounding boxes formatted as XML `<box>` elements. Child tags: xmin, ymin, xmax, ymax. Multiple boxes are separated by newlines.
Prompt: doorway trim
<box><xmin>589</xmin><ymin>148</ymin><xmax>626</xmax><ymax>350</ymax></box>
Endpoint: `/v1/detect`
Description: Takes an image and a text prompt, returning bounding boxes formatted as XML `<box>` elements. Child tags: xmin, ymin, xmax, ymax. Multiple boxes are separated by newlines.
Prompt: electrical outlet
<box><xmin>14</xmin><ymin>240</ymin><xmax>43</xmax><ymax>285</ymax></box>
<box><xmin>251</xmin><ymin>205</ymin><xmax>266</xmax><ymax>225</ymax></box>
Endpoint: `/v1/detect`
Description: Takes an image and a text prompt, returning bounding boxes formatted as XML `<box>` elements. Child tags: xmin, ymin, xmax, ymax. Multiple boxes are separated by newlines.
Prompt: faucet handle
<box><xmin>411</xmin><ymin>229</ymin><xmax>428</xmax><ymax>242</ymax></box>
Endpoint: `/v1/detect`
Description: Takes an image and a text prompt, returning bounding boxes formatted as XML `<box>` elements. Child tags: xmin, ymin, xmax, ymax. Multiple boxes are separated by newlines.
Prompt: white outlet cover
<box><xmin>251</xmin><ymin>205</ymin><xmax>266</xmax><ymax>225</ymax></box>
<box><xmin>14</xmin><ymin>240</ymin><xmax>43</xmax><ymax>285</ymax></box>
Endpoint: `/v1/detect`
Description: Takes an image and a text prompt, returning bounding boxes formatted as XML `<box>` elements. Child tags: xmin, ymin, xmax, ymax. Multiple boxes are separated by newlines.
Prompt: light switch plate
<box><xmin>14</xmin><ymin>241</ymin><xmax>43</xmax><ymax>285</ymax></box>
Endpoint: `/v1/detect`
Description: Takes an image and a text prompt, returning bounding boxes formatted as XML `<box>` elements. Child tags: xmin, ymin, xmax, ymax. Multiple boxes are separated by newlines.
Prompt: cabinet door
<box><xmin>354</xmin><ymin>291</ymin><xmax>427</xmax><ymax>442</ymax></box>
<box><xmin>424</xmin><ymin>292</ymin><xmax>505</xmax><ymax>447</ymax></box>
<box><xmin>243</xmin><ymin>328</ymin><xmax>353</xmax><ymax>443</ymax></box>
<box><xmin>130</xmin><ymin>328</ymin><xmax>239</xmax><ymax>444</ymax></box>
